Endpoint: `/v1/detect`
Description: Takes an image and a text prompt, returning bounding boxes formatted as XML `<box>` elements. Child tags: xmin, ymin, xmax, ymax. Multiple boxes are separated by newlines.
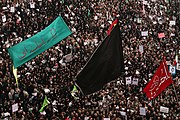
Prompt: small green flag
<box><xmin>71</xmin><ymin>85</ymin><xmax>79</xmax><ymax>99</ymax></box>
<box><xmin>12</xmin><ymin>65</ymin><xmax>18</xmax><ymax>87</ymax></box>
<box><xmin>39</xmin><ymin>96</ymin><xmax>49</xmax><ymax>112</ymax></box>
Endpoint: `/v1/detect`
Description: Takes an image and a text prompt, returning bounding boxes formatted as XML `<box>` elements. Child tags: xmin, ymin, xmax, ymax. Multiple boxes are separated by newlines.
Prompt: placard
<box><xmin>158</xmin><ymin>33</ymin><xmax>165</xmax><ymax>38</ymax></box>
<box><xmin>169</xmin><ymin>21</ymin><xmax>176</xmax><ymax>26</ymax></box>
<box><xmin>2</xmin><ymin>15</ymin><xmax>6</xmax><ymax>22</ymax></box>
<box><xmin>177</xmin><ymin>63</ymin><xmax>180</xmax><ymax>71</ymax></box>
<box><xmin>10</xmin><ymin>7</ymin><xmax>15</xmax><ymax>12</ymax></box>
<box><xmin>30</xmin><ymin>3</ymin><xmax>35</xmax><ymax>8</ymax></box>
<box><xmin>12</xmin><ymin>103</ymin><xmax>18</xmax><ymax>113</ymax></box>
<box><xmin>104</xmin><ymin>118</ymin><xmax>110</xmax><ymax>120</ymax></box>
<box><xmin>139</xmin><ymin>45</ymin><xmax>144</xmax><ymax>53</ymax></box>
<box><xmin>169</xmin><ymin>65</ymin><xmax>176</xmax><ymax>75</ymax></box>
<box><xmin>140</xmin><ymin>107</ymin><xmax>146</xmax><ymax>116</ymax></box>
<box><xmin>120</xmin><ymin>111</ymin><xmax>126</xmax><ymax>116</ymax></box>
<box><xmin>160</xmin><ymin>106</ymin><xmax>169</xmax><ymax>113</ymax></box>
<box><xmin>141</xmin><ymin>31</ymin><xmax>148</xmax><ymax>36</ymax></box>
<box><xmin>132</xmin><ymin>78</ymin><xmax>138</xmax><ymax>85</ymax></box>
<box><xmin>126</xmin><ymin>76</ymin><xmax>132</xmax><ymax>85</ymax></box>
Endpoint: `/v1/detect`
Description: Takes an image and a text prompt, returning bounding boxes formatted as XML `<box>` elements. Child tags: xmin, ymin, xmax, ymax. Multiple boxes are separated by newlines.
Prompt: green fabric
<box><xmin>39</xmin><ymin>96</ymin><xmax>49</xmax><ymax>112</ymax></box>
<box><xmin>8</xmin><ymin>16</ymin><xmax>72</xmax><ymax>68</ymax></box>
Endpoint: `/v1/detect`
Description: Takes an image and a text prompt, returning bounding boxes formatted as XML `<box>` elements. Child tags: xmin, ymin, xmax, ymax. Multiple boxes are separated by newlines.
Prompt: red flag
<box><xmin>107</xmin><ymin>19</ymin><xmax>118</xmax><ymax>35</ymax></box>
<box><xmin>143</xmin><ymin>59</ymin><xmax>173</xmax><ymax>100</ymax></box>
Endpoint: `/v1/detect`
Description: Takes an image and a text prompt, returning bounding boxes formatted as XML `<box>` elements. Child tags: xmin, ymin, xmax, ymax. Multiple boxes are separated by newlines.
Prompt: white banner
<box><xmin>132</xmin><ymin>78</ymin><xmax>138</xmax><ymax>85</ymax></box>
<box><xmin>140</xmin><ymin>107</ymin><xmax>146</xmax><ymax>116</ymax></box>
<box><xmin>160</xmin><ymin>106</ymin><xmax>169</xmax><ymax>113</ymax></box>
<box><xmin>12</xmin><ymin>103</ymin><xmax>18</xmax><ymax>113</ymax></box>
<box><xmin>126</xmin><ymin>76</ymin><xmax>132</xmax><ymax>85</ymax></box>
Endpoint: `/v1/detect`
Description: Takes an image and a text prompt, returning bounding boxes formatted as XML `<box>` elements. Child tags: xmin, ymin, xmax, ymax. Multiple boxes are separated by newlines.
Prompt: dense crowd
<box><xmin>0</xmin><ymin>0</ymin><xmax>180</xmax><ymax>120</ymax></box>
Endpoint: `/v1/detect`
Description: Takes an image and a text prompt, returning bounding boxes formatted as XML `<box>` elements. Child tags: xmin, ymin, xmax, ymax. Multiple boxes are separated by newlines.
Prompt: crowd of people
<box><xmin>0</xmin><ymin>0</ymin><xmax>179</xmax><ymax>119</ymax></box>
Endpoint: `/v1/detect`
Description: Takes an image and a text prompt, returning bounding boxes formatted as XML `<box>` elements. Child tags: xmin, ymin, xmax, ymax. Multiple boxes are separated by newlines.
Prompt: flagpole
<box><xmin>172</xmin><ymin>83</ymin><xmax>179</xmax><ymax>102</ymax></box>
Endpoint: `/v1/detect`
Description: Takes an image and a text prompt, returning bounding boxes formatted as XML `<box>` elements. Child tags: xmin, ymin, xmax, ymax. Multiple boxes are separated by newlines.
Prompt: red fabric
<box><xmin>143</xmin><ymin>59</ymin><xmax>173</xmax><ymax>100</ymax></box>
<box><xmin>107</xmin><ymin>19</ymin><xmax>118</xmax><ymax>35</ymax></box>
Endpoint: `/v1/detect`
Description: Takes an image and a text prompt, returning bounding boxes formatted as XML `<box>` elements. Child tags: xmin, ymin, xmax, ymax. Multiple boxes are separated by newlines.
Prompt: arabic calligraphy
<box><xmin>149</xmin><ymin>61</ymin><xmax>170</xmax><ymax>98</ymax></box>
<box><xmin>18</xmin><ymin>28</ymin><xmax>57</xmax><ymax>59</ymax></box>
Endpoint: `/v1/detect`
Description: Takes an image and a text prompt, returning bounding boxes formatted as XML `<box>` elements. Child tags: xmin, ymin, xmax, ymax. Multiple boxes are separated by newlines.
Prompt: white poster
<box><xmin>177</xmin><ymin>63</ymin><xmax>180</xmax><ymax>71</ymax></box>
<box><xmin>30</xmin><ymin>3</ymin><xmax>35</xmax><ymax>8</ymax></box>
<box><xmin>10</xmin><ymin>7</ymin><xmax>15</xmax><ymax>12</ymax></box>
<box><xmin>12</xmin><ymin>103</ymin><xmax>18</xmax><ymax>113</ymax></box>
<box><xmin>126</xmin><ymin>76</ymin><xmax>132</xmax><ymax>85</ymax></box>
<box><xmin>160</xmin><ymin>106</ymin><xmax>169</xmax><ymax>113</ymax></box>
<box><xmin>132</xmin><ymin>78</ymin><xmax>138</xmax><ymax>85</ymax></box>
<box><xmin>139</xmin><ymin>45</ymin><xmax>144</xmax><ymax>54</ymax></box>
<box><xmin>104</xmin><ymin>118</ymin><xmax>110</xmax><ymax>120</ymax></box>
<box><xmin>2</xmin><ymin>15</ymin><xmax>6</xmax><ymax>22</ymax></box>
<box><xmin>120</xmin><ymin>111</ymin><xmax>126</xmax><ymax>116</ymax></box>
<box><xmin>141</xmin><ymin>31</ymin><xmax>148</xmax><ymax>36</ymax></box>
<box><xmin>169</xmin><ymin>21</ymin><xmax>176</xmax><ymax>26</ymax></box>
<box><xmin>140</xmin><ymin>107</ymin><xmax>146</xmax><ymax>116</ymax></box>
<box><xmin>63</xmin><ymin>53</ymin><xmax>73</xmax><ymax>62</ymax></box>
<box><xmin>169</xmin><ymin>65</ymin><xmax>176</xmax><ymax>75</ymax></box>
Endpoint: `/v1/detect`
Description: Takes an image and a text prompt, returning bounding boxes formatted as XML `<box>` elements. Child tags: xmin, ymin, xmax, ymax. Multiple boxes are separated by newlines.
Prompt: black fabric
<box><xmin>76</xmin><ymin>24</ymin><xmax>124</xmax><ymax>95</ymax></box>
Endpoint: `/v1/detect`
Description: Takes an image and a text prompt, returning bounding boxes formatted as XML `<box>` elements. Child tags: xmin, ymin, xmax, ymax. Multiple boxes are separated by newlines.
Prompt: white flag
<box><xmin>126</xmin><ymin>76</ymin><xmax>132</xmax><ymax>85</ymax></box>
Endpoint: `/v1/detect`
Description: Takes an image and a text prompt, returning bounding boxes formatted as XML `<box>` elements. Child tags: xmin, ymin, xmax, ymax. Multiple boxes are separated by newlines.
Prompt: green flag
<box><xmin>71</xmin><ymin>85</ymin><xmax>79</xmax><ymax>99</ymax></box>
<box><xmin>8</xmin><ymin>16</ymin><xmax>72</xmax><ymax>68</ymax></box>
<box><xmin>39</xmin><ymin>96</ymin><xmax>49</xmax><ymax>112</ymax></box>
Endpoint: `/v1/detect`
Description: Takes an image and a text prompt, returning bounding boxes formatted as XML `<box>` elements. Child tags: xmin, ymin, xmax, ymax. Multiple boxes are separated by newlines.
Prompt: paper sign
<box><xmin>140</xmin><ymin>107</ymin><xmax>146</xmax><ymax>116</ymax></box>
<box><xmin>12</xmin><ymin>103</ymin><xmax>18</xmax><ymax>112</ymax></box>
<box><xmin>126</xmin><ymin>76</ymin><xmax>132</xmax><ymax>85</ymax></box>
<box><xmin>132</xmin><ymin>78</ymin><xmax>138</xmax><ymax>85</ymax></box>
<box><xmin>169</xmin><ymin>21</ymin><xmax>176</xmax><ymax>26</ymax></box>
<box><xmin>141</xmin><ymin>31</ymin><xmax>148</xmax><ymax>36</ymax></box>
<box><xmin>169</xmin><ymin>65</ymin><xmax>176</xmax><ymax>75</ymax></box>
<box><xmin>158</xmin><ymin>33</ymin><xmax>165</xmax><ymax>38</ymax></box>
<box><xmin>10</xmin><ymin>7</ymin><xmax>15</xmax><ymax>12</ymax></box>
<box><xmin>2</xmin><ymin>15</ymin><xmax>6</xmax><ymax>22</ymax></box>
<box><xmin>30</xmin><ymin>3</ymin><xmax>35</xmax><ymax>8</ymax></box>
<box><xmin>120</xmin><ymin>111</ymin><xmax>126</xmax><ymax>116</ymax></box>
<box><xmin>177</xmin><ymin>63</ymin><xmax>180</xmax><ymax>71</ymax></box>
<box><xmin>139</xmin><ymin>45</ymin><xmax>144</xmax><ymax>54</ymax></box>
<box><xmin>160</xmin><ymin>106</ymin><xmax>169</xmax><ymax>113</ymax></box>
<box><xmin>104</xmin><ymin>118</ymin><xmax>110</xmax><ymax>120</ymax></box>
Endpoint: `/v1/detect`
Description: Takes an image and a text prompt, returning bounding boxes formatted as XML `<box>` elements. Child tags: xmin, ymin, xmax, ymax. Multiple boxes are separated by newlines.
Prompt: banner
<box><xmin>8</xmin><ymin>16</ymin><xmax>72</xmax><ymax>68</ymax></box>
<box><xmin>76</xmin><ymin>24</ymin><xmax>124</xmax><ymax>95</ymax></box>
<box><xmin>143</xmin><ymin>59</ymin><xmax>173</xmax><ymax>100</ymax></box>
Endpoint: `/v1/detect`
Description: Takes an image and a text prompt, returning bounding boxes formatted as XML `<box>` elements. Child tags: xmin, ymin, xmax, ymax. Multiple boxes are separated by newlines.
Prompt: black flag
<box><xmin>75</xmin><ymin>24</ymin><xmax>124</xmax><ymax>95</ymax></box>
